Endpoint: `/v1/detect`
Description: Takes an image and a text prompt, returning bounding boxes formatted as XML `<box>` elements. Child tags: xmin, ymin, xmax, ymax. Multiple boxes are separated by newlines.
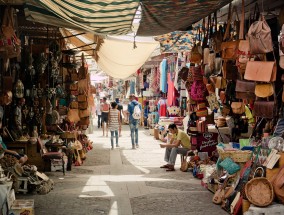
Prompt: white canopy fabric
<box><xmin>97</xmin><ymin>36</ymin><xmax>159</xmax><ymax>79</ymax></box>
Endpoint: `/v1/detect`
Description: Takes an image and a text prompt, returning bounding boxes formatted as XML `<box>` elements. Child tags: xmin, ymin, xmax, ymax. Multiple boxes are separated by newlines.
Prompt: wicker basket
<box><xmin>245</xmin><ymin>167</ymin><xmax>274</xmax><ymax>207</ymax></box>
<box><xmin>218</xmin><ymin>149</ymin><xmax>252</xmax><ymax>163</ymax></box>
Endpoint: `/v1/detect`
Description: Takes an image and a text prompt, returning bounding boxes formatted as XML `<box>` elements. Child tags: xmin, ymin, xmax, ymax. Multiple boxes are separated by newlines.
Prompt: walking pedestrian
<box><xmin>108</xmin><ymin>102</ymin><xmax>121</xmax><ymax>149</ymax></box>
<box><xmin>127</xmin><ymin>94</ymin><xmax>142</xmax><ymax>149</ymax></box>
<box><xmin>96</xmin><ymin>98</ymin><xmax>102</xmax><ymax>128</ymax></box>
<box><xmin>115</xmin><ymin>98</ymin><xmax>123</xmax><ymax>137</ymax></box>
<box><xmin>100</xmin><ymin>97</ymin><xmax>110</xmax><ymax>137</ymax></box>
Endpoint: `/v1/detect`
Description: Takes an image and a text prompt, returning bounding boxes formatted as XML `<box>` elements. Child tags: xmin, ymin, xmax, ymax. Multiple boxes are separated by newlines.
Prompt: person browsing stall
<box><xmin>100</xmin><ymin>97</ymin><xmax>110</xmax><ymax>137</ymax></box>
<box><xmin>160</xmin><ymin>123</ymin><xmax>192</xmax><ymax>171</ymax></box>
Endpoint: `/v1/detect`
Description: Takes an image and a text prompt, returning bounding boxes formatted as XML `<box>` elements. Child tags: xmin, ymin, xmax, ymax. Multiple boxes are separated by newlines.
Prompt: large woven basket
<box><xmin>218</xmin><ymin>149</ymin><xmax>251</xmax><ymax>163</ymax></box>
<box><xmin>245</xmin><ymin>177</ymin><xmax>274</xmax><ymax>207</ymax></box>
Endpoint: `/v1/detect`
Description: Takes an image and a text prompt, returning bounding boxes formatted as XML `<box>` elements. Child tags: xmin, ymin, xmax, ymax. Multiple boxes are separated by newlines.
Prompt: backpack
<box><xmin>132</xmin><ymin>105</ymin><xmax>141</xmax><ymax>120</ymax></box>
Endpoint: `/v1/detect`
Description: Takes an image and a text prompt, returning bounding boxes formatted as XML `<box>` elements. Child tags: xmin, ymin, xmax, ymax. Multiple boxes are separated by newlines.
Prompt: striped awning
<box><xmin>137</xmin><ymin>0</ymin><xmax>232</xmax><ymax>36</ymax></box>
<box><xmin>24</xmin><ymin>0</ymin><xmax>140</xmax><ymax>35</ymax></box>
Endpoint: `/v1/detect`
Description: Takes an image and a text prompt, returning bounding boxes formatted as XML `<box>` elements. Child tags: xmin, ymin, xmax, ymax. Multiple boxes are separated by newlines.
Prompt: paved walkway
<box><xmin>19</xmin><ymin>125</ymin><xmax>227</xmax><ymax>215</ymax></box>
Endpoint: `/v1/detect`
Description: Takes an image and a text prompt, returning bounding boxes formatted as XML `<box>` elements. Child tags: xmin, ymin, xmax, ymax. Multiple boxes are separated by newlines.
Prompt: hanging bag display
<box><xmin>248</xmin><ymin>15</ymin><xmax>273</xmax><ymax>54</ymax></box>
<box><xmin>0</xmin><ymin>7</ymin><xmax>21</xmax><ymax>59</ymax></box>
<box><xmin>211</xmin><ymin>12</ymin><xmax>223</xmax><ymax>53</ymax></box>
<box><xmin>254</xmin><ymin>100</ymin><xmax>275</xmax><ymax>119</ymax></box>
<box><xmin>67</xmin><ymin>108</ymin><xmax>80</xmax><ymax>123</ymax></box>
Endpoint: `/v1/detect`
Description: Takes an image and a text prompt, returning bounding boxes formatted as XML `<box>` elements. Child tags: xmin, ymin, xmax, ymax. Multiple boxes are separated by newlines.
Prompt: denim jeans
<box><xmin>98</xmin><ymin>115</ymin><xmax>102</xmax><ymax>128</ymax></box>
<box><xmin>129</xmin><ymin>123</ymin><xmax>139</xmax><ymax>146</ymax></box>
<box><xmin>164</xmin><ymin>147</ymin><xmax>189</xmax><ymax>166</ymax></box>
<box><xmin>110</xmin><ymin>130</ymin><xmax>118</xmax><ymax>147</ymax></box>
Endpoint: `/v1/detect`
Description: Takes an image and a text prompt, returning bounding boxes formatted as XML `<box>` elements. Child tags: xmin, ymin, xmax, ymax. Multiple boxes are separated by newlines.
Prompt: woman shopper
<box><xmin>108</xmin><ymin>102</ymin><xmax>121</xmax><ymax>149</ymax></box>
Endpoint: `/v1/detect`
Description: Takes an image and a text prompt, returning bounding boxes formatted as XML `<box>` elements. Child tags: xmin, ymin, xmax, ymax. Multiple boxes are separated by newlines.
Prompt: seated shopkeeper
<box><xmin>0</xmin><ymin>103</ymin><xmax>28</xmax><ymax>165</ymax></box>
<box><xmin>160</xmin><ymin>123</ymin><xmax>192</xmax><ymax>171</ymax></box>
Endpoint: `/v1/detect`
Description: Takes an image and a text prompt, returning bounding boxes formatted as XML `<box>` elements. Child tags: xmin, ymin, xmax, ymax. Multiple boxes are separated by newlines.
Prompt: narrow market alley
<box><xmin>19</xmin><ymin>126</ymin><xmax>227</xmax><ymax>215</ymax></box>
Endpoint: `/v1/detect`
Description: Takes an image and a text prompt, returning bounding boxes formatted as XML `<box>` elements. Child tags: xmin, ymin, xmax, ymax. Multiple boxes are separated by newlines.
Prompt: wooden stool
<box><xmin>17</xmin><ymin>177</ymin><xmax>28</xmax><ymax>194</ymax></box>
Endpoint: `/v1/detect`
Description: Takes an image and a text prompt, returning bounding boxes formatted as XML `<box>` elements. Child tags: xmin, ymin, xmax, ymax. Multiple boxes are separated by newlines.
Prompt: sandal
<box><xmin>166</xmin><ymin>168</ymin><xmax>175</xmax><ymax>172</ymax></box>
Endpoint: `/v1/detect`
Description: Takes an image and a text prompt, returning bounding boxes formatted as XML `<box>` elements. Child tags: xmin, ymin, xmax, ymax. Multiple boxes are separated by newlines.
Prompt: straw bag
<box><xmin>245</xmin><ymin>167</ymin><xmax>274</xmax><ymax>207</ymax></box>
<box><xmin>78</xmin><ymin>95</ymin><xmax>87</xmax><ymax>102</ymax></box>
<box><xmin>70</xmin><ymin>101</ymin><xmax>78</xmax><ymax>109</ymax></box>
<box><xmin>66</xmin><ymin>109</ymin><xmax>80</xmax><ymax>123</ymax></box>
<box><xmin>78</xmin><ymin>102</ymin><xmax>88</xmax><ymax>110</ymax></box>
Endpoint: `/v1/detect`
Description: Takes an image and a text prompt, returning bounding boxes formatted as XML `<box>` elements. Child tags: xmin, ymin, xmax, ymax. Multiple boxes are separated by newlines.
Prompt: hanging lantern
<box><xmin>14</xmin><ymin>79</ymin><xmax>24</xmax><ymax>98</ymax></box>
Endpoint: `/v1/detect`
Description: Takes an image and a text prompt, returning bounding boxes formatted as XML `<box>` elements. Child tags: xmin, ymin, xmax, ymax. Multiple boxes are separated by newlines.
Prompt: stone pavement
<box><xmin>18</xmin><ymin>125</ymin><xmax>227</xmax><ymax>215</ymax></box>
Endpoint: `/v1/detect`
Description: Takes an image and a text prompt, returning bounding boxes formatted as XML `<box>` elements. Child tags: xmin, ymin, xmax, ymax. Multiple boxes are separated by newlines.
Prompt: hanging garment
<box><xmin>158</xmin><ymin>99</ymin><xmax>167</xmax><ymax>117</ymax></box>
<box><xmin>130</xmin><ymin>80</ymin><xmax>135</xmax><ymax>95</ymax></box>
<box><xmin>160</xmin><ymin>59</ymin><xmax>167</xmax><ymax>93</ymax></box>
<box><xmin>167</xmin><ymin>73</ymin><xmax>175</xmax><ymax>106</ymax></box>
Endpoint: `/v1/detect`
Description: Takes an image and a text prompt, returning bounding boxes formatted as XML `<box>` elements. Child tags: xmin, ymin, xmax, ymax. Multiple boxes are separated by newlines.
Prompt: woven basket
<box><xmin>218</xmin><ymin>149</ymin><xmax>251</xmax><ymax>163</ymax></box>
<box><xmin>245</xmin><ymin>177</ymin><xmax>274</xmax><ymax>207</ymax></box>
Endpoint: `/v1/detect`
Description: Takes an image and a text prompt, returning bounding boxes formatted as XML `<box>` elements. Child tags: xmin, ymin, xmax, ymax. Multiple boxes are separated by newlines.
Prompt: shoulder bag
<box><xmin>235</xmin><ymin>80</ymin><xmax>255</xmax><ymax>100</ymax></box>
<box><xmin>248</xmin><ymin>15</ymin><xmax>273</xmax><ymax>54</ymax></box>
<box><xmin>244</xmin><ymin>61</ymin><xmax>276</xmax><ymax>82</ymax></box>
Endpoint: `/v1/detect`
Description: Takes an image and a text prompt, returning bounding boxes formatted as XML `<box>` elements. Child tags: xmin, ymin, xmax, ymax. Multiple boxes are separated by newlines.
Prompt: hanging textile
<box><xmin>97</xmin><ymin>37</ymin><xmax>159</xmax><ymax>79</ymax></box>
<box><xmin>137</xmin><ymin>0</ymin><xmax>231</xmax><ymax>36</ymax></box>
<box><xmin>158</xmin><ymin>98</ymin><xmax>167</xmax><ymax>117</ymax></box>
<box><xmin>129</xmin><ymin>80</ymin><xmax>135</xmax><ymax>95</ymax></box>
<box><xmin>136</xmin><ymin>71</ymin><xmax>141</xmax><ymax>96</ymax></box>
<box><xmin>167</xmin><ymin>73</ymin><xmax>175</xmax><ymax>106</ymax></box>
<box><xmin>160</xmin><ymin>59</ymin><xmax>167</xmax><ymax>93</ymax></box>
<box><xmin>25</xmin><ymin>0</ymin><xmax>139</xmax><ymax>35</ymax></box>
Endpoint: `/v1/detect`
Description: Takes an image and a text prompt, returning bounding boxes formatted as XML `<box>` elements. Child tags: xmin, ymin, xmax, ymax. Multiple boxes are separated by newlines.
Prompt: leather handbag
<box><xmin>197</xmin><ymin>102</ymin><xmax>206</xmax><ymax>110</ymax></box>
<box><xmin>231</xmin><ymin>102</ymin><xmax>246</xmax><ymax>114</ymax></box>
<box><xmin>254</xmin><ymin>101</ymin><xmax>275</xmax><ymax>118</ymax></box>
<box><xmin>244</xmin><ymin>61</ymin><xmax>276</xmax><ymax>82</ymax></box>
<box><xmin>235</xmin><ymin>80</ymin><xmax>256</xmax><ymax>100</ymax></box>
<box><xmin>79</xmin><ymin>109</ymin><xmax>91</xmax><ymax>118</ymax></box>
<box><xmin>78</xmin><ymin>117</ymin><xmax>90</xmax><ymax>126</ymax></box>
<box><xmin>70</xmin><ymin>90</ymin><xmax>79</xmax><ymax>96</ymax></box>
<box><xmin>237</xmin><ymin>40</ymin><xmax>252</xmax><ymax>76</ymax></box>
<box><xmin>248</xmin><ymin>15</ymin><xmax>273</xmax><ymax>54</ymax></box>
<box><xmin>208</xmin><ymin>52</ymin><xmax>215</xmax><ymax>72</ymax></box>
<box><xmin>70</xmin><ymin>101</ymin><xmax>78</xmax><ymax>109</ymax></box>
<box><xmin>255</xmin><ymin>83</ymin><xmax>274</xmax><ymax>98</ymax></box>
<box><xmin>271</xmin><ymin>166</ymin><xmax>284</xmax><ymax>203</ymax></box>
<box><xmin>206</xmin><ymin>83</ymin><xmax>215</xmax><ymax>94</ymax></box>
<box><xmin>78</xmin><ymin>101</ymin><xmax>88</xmax><ymax>110</ymax></box>
<box><xmin>70</xmin><ymin>69</ymin><xmax>79</xmax><ymax>82</ymax></box>
<box><xmin>203</xmin><ymin>48</ymin><xmax>210</xmax><ymax>64</ymax></box>
<box><xmin>221</xmin><ymin>41</ymin><xmax>239</xmax><ymax>60</ymax></box>
<box><xmin>190</xmin><ymin>43</ymin><xmax>202</xmax><ymax>64</ymax></box>
<box><xmin>222</xmin><ymin>60</ymin><xmax>238</xmax><ymax>80</ymax></box>
<box><xmin>78</xmin><ymin>79</ymin><xmax>88</xmax><ymax>94</ymax></box>
<box><xmin>214</xmin><ymin>57</ymin><xmax>222</xmax><ymax>75</ymax></box>
<box><xmin>78</xmin><ymin>95</ymin><xmax>87</xmax><ymax>102</ymax></box>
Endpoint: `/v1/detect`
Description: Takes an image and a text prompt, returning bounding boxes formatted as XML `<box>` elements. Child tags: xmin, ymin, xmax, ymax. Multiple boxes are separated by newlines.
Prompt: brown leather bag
<box><xmin>254</xmin><ymin>101</ymin><xmax>275</xmax><ymax>118</ymax></box>
<box><xmin>70</xmin><ymin>101</ymin><xmax>78</xmax><ymax>109</ymax></box>
<box><xmin>248</xmin><ymin>15</ymin><xmax>273</xmax><ymax>54</ymax></box>
<box><xmin>78</xmin><ymin>79</ymin><xmax>88</xmax><ymax>94</ymax></box>
<box><xmin>255</xmin><ymin>83</ymin><xmax>274</xmax><ymax>98</ymax></box>
<box><xmin>215</xmin><ymin>77</ymin><xmax>227</xmax><ymax>89</ymax></box>
<box><xmin>79</xmin><ymin>109</ymin><xmax>91</xmax><ymax>118</ymax></box>
<box><xmin>235</xmin><ymin>80</ymin><xmax>256</xmax><ymax>100</ymax></box>
<box><xmin>178</xmin><ymin>67</ymin><xmax>189</xmax><ymax>82</ymax></box>
<box><xmin>78</xmin><ymin>95</ymin><xmax>87</xmax><ymax>102</ymax></box>
<box><xmin>222</xmin><ymin>60</ymin><xmax>238</xmax><ymax>80</ymax></box>
<box><xmin>244</xmin><ymin>61</ymin><xmax>276</xmax><ymax>82</ymax></box>
<box><xmin>231</xmin><ymin>102</ymin><xmax>245</xmax><ymax>114</ymax></box>
<box><xmin>271</xmin><ymin>166</ymin><xmax>284</xmax><ymax>203</ymax></box>
<box><xmin>190</xmin><ymin>43</ymin><xmax>202</xmax><ymax>64</ymax></box>
<box><xmin>78</xmin><ymin>101</ymin><xmax>88</xmax><ymax>110</ymax></box>
<box><xmin>221</xmin><ymin>41</ymin><xmax>239</xmax><ymax>60</ymax></box>
<box><xmin>70</xmin><ymin>83</ymin><xmax>78</xmax><ymax>91</ymax></box>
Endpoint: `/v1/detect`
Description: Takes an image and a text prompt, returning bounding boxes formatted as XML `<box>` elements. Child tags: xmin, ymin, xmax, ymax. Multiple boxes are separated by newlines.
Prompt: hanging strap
<box><xmin>239</xmin><ymin>0</ymin><xmax>245</xmax><ymax>40</ymax></box>
<box><xmin>224</xmin><ymin>4</ymin><xmax>240</xmax><ymax>41</ymax></box>
<box><xmin>214</xmin><ymin>11</ymin><xmax>218</xmax><ymax>33</ymax></box>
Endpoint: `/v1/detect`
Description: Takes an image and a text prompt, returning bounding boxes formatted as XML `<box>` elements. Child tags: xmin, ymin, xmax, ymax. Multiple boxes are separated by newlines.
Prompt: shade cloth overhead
<box><xmin>60</xmin><ymin>28</ymin><xmax>103</xmax><ymax>57</ymax></box>
<box><xmin>154</xmin><ymin>27</ymin><xmax>202</xmax><ymax>53</ymax></box>
<box><xmin>137</xmin><ymin>0</ymin><xmax>232</xmax><ymax>36</ymax></box>
<box><xmin>24</xmin><ymin>0</ymin><xmax>139</xmax><ymax>35</ymax></box>
<box><xmin>97</xmin><ymin>37</ymin><xmax>159</xmax><ymax>79</ymax></box>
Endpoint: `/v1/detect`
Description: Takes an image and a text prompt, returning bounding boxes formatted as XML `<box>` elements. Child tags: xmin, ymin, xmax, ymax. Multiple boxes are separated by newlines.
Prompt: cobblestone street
<box><xmin>19</xmin><ymin>126</ymin><xmax>227</xmax><ymax>215</ymax></box>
